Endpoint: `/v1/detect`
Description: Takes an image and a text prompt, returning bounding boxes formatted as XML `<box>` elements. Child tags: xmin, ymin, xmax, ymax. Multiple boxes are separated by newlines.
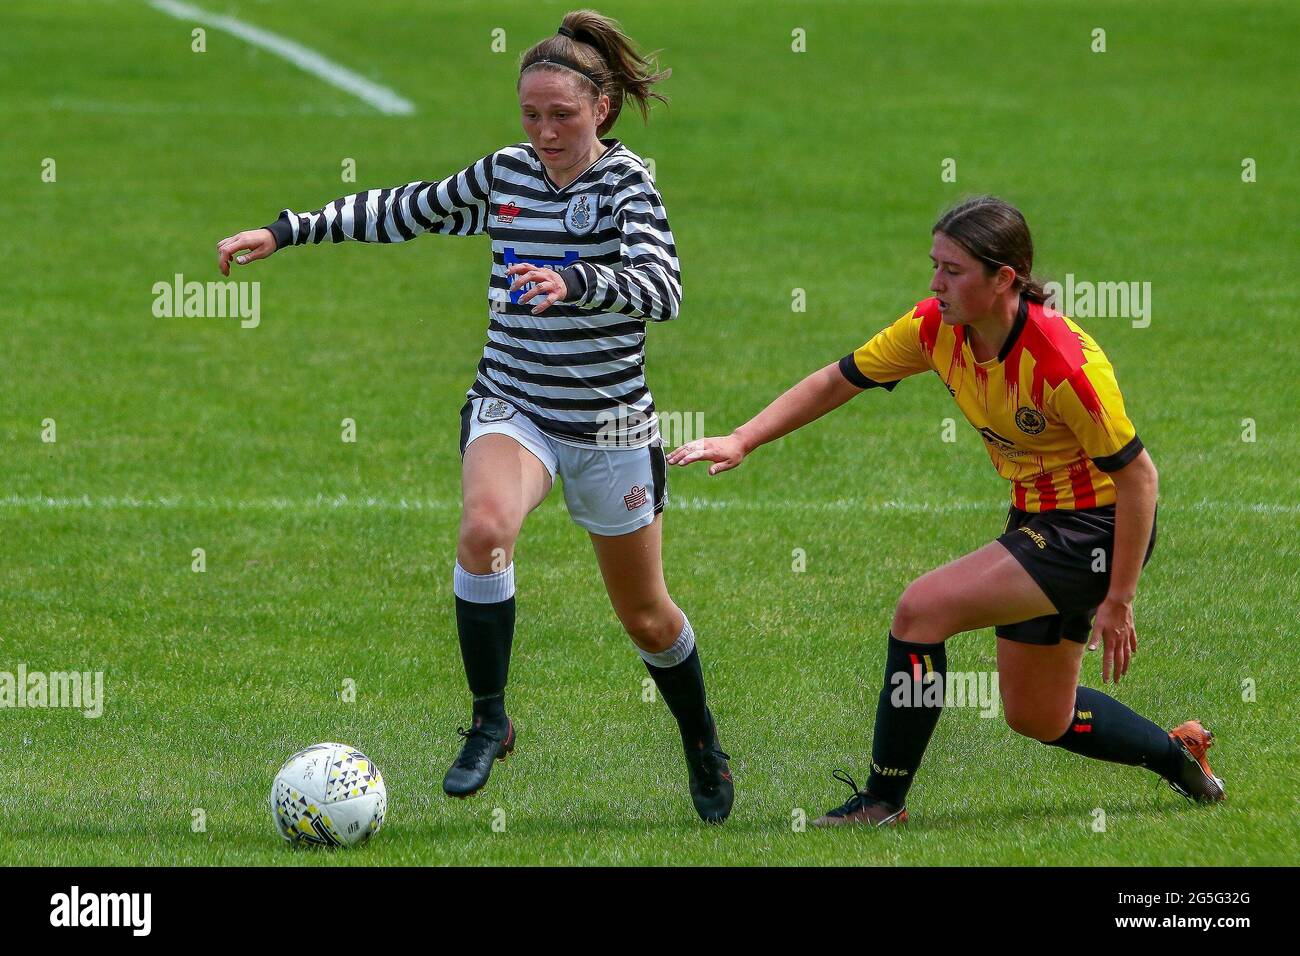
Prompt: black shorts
<box><xmin>994</xmin><ymin>504</ymin><xmax>1157</xmax><ymax>646</ymax></box>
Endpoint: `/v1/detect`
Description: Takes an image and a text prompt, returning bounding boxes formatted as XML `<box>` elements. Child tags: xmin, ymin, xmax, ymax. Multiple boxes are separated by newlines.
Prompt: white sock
<box><xmin>454</xmin><ymin>561</ymin><xmax>515</xmax><ymax>604</ymax></box>
<box><xmin>638</xmin><ymin>615</ymin><xmax>696</xmax><ymax>668</ymax></box>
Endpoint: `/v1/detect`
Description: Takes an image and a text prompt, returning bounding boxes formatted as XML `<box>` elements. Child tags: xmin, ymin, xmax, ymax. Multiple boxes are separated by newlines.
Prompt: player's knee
<box><xmin>458</xmin><ymin>504</ymin><xmax>519</xmax><ymax>564</ymax></box>
<box><xmin>619</xmin><ymin>603</ymin><xmax>677</xmax><ymax>652</ymax></box>
<box><xmin>1003</xmin><ymin>702</ymin><xmax>1072</xmax><ymax>742</ymax></box>
<box><xmin>891</xmin><ymin>584</ymin><xmax>948</xmax><ymax>643</ymax></box>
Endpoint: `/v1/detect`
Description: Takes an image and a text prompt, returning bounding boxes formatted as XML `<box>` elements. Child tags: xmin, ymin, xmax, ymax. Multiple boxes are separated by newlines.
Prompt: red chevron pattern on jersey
<box><xmin>841</xmin><ymin>297</ymin><xmax>1143</xmax><ymax>512</ymax></box>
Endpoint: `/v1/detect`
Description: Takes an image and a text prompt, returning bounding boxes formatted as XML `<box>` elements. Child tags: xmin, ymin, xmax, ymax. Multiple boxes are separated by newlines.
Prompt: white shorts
<box><xmin>459</xmin><ymin>396</ymin><xmax>667</xmax><ymax>537</ymax></box>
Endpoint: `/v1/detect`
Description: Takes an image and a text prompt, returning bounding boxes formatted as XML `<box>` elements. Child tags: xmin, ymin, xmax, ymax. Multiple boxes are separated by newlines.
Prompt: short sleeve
<box><xmin>838</xmin><ymin>307</ymin><xmax>932</xmax><ymax>390</ymax></box>
<box><xmin>1051</xmin><ymin>355</ymin><xmax>1142</xmax><ymax>471</ymax></box>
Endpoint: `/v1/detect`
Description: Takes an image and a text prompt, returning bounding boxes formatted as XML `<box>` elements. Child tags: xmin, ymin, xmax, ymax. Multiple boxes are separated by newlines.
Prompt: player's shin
<box><xmin>865</xmin><ymin>633</ymin><xmax>948</xmax><ymax>806</ymax></box>
<box><xmin>453</xmin><ymin>560</ymin><xmax>516</xmax><ymax>733</ymax></box>
<box><xmin>640</xmin><ymin>615</ymin><xmax>711</xmax><ymax>744</ymax></box>
<box><xmin>641</xmin><ymin>615</ymin><xmax>734</xmax><ymax>823</ymax></box>
<box><xmin>1044</xmin><ymin>686</ymin><xmax>1184</xmax><ymax>779</ymax></box>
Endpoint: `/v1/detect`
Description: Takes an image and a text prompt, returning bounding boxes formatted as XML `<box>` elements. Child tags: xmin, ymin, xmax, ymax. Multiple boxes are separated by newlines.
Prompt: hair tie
<box><xmin>557</xmin><ymin>25</ymin><xmax>576</xmax><ymax>39</ymax></box>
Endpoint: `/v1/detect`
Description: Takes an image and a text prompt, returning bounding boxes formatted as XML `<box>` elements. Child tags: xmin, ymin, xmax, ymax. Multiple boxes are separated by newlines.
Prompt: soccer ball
<box><xmin>271</xmin><ymin>742</ymin><xmax>387</xmax><ymax>847</ymax></box>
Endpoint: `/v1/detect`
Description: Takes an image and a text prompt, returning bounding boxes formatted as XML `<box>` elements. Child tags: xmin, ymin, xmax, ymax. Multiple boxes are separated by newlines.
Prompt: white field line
<box><xmin>148</xmin><ymin>0</ymin><xmax>415</xmax><ymax>116</ymax></box>
<box><xmin>44</xmin><ymin>95</ymin><xmax>371</xmax><ymax>117</ymax></box>
<box><xmin>0</xmin><ymin>494</ymin><xmax>1296</xmax><ymax>515</ymax></box>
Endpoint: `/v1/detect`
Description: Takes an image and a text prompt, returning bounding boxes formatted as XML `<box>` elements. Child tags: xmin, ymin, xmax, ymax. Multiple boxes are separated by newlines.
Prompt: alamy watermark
<box><xmin>1</xmin><ymin>665</ymin><xmax>104</xmax><ymax>718</ymax></box>
<box><xmin>152</xmin><ymin>273</ymin><xmax>260</xmax><ymax>329</ymax></box>
<box><xmin>1043</xmin><ymin>274</ymin><xmax>1152</xmax><ymax>328</ymax></box>
<box><xmin>50</xmin><ymin>886</ymin><xmax>150</xmax><ymax>936</ymax></box>
<box><xmin>891</xmin><ymin>668</ymin><xmax>1000</xmax><ymax>718</ymax></box>
<box><xmin>596</xmin><ymin>405</ymin><xmax>705</xmax><ymax>448</ymax></box>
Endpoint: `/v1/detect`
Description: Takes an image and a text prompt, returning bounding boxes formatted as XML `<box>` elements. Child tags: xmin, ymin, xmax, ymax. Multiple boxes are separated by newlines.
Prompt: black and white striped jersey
<box><xmin>265</xmin><ymin>138</ymin><xmax>681</xmax><ymax>448</ymax></box>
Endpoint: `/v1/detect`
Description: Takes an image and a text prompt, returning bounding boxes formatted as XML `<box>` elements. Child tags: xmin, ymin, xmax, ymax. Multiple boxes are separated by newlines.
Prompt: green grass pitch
<box><xmin>2</xmin><ymin>0</ymin><xmax>1297</xmax><ymax>865</ymax></box>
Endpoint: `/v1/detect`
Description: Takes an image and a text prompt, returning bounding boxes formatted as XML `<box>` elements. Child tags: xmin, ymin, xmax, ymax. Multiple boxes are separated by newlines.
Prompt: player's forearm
<box><xmin>265</xmin><ymin>181</ymin><xmax>427</xmax><ymax>248</ymax></box>
<box><xmin>1106</xmin><ymin>451</ymin><xmax>1159</xmax><ymax>602</ymax></box>
<box><xmin>265</xmin><ymin>157</ymin><xmax>492</xmax><ymax>249</ymax></box>
<box><xmin>563</xmin><ymin>259</ymin><xmax>681</xmax><ymax>321</ymax></box>
<box><xmin>733</xmin><ymin>363</ymin><xmax>859</xmax><ymax>454</ymax></box>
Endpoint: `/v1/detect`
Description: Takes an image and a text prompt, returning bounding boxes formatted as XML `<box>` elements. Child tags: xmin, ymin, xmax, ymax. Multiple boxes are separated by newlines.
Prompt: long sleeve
<box><xmin>560</xmin><ymin>169</ymin><xmax>681</xmax><ymax>322</ymax></box>
<box><xmin>264</xmin><ymin>151</ymin><xmax>495</xmax><ymax>247</ymax></box>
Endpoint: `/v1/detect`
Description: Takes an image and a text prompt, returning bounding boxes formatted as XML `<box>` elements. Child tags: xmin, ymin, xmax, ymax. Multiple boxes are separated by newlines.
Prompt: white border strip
<box><xmin>0</xmin><ymin>494</ymin><xmax>1294</xmax><ymax>515</ymax></box>
<box><xmin>149</xmin><ymin>0</ymin><xmax>415</xmax><ymax>115</ymax></box>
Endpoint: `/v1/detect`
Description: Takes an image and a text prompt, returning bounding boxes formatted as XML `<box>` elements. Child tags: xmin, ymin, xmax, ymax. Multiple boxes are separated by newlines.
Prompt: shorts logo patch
<box><xmin>564</xmin><ymin>193</ymin><xmax>597</xmax><ymax>237</ymax></box>
<box><xmin>477</xmin><ymin>398</ymin><xmax>516</xmax><ymax>423</ymax></box>
<box><xmin>1015</xmin><ymin>406</ymin><xmax>1047</xmax><ymax>435</ymax></box>
<box><xmin>623</xmin><ymin>484</ymin><xmax>648</xmax><ymax>510</ymax></box>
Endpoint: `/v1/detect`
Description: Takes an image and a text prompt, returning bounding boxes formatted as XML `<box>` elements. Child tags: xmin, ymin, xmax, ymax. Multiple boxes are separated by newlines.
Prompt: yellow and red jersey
<box><xmin>839</xmin><ymin>297</ymin><xmax>1143</xmax><ymax>512</ymax></box>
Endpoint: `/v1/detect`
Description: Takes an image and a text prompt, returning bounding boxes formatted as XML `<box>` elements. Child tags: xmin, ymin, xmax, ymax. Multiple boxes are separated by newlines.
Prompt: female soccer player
<box><xmin>215</xmin><ymin>11</ymin><xmax>732</xmax><ymax>823</ymax></box>
<box><xmin>669</xmin><ymin>196</ymin><xmax>1222</xmax><ymax>826</ymax></box>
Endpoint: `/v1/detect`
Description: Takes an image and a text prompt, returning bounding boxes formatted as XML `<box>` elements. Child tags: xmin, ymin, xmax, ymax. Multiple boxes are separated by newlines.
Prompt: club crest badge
<box><xmin>477</xmin><ymin>398</ymin><xmax>516</xmax><ymax>423</ymax></box>
<box><xmin>1015</xmin><ymin>406</ymin><xmax>1047</xmax><ymax>435</ymax></box>
<box><xmin>564</xmin><ymin>193</ymin><xmax>597</xmax><ymax>237</ymax></box>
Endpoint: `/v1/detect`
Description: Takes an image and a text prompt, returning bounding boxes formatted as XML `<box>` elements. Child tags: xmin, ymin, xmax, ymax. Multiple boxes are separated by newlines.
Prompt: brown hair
<box><xmin>933</xmin><ymin>196</ymin><xmax>1047</xmax><ymax>302</ymax></box>
<box><xmin>519</xmin><ymin>9</ymin><xmax>670</xmax><ymax>137</ymax></box>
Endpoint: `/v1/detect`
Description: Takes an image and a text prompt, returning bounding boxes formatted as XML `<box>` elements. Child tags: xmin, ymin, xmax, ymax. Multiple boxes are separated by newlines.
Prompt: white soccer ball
<box><xmin>271</xmin><ymin>742</ymin><xmax>387</xmax><ymax>848</ymax></box>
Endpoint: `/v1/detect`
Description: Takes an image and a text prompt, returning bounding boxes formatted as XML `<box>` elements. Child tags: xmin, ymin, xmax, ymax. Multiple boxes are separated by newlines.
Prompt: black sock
<box><xmin>865</xmin><ymin>633</ymin><xmax>947</xmax><ymax>806</ymax></box>
<box><xmin>1045</xmin><ymin>686</ymin><xmax>1183</xmax><ymax>779</ymax></box>
<box><xmin>645</xmin><ymin>646</ymin><xmax>713</xmax><ymax>745</ymax></box>
<box><xmin>471</xmin><ymin>691</ymin><xmax>507</xmax><ymax>731</ymax></box>
<box><xmin>455</xmin><ymin>594</ymin><xmax>514</xmax><ymax>733</ymax></box>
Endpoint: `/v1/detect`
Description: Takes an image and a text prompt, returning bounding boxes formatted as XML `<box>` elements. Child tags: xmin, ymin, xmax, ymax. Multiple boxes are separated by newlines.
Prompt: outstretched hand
<box><xmin>666</xmin><ymin>434</ymin><xmax>748</xmax><ymax>476</ymax></box>
<box><xmin>217</xmin><ymin>228</ymin><xmax>276</xmax><ymax>276</ymax></box>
